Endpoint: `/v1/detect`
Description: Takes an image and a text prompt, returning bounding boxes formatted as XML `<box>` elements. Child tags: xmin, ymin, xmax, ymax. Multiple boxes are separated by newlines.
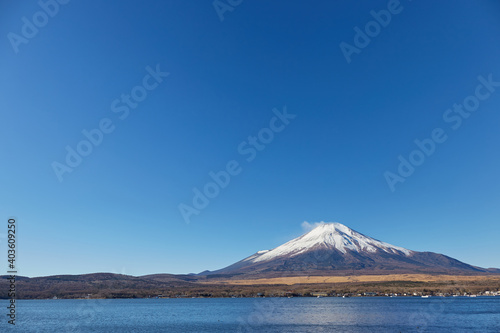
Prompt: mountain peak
<box><xmin>210</xmin><ymin>221</ymin><xmax>493</xmax><ymax>277</ymax></box>
<box><xmin>310</xmin><ymin>222</ymin><xmax>351</xmax><ymax>233</ymax></box>
<box><xmin>245</xmin><ymin>222</ymin><xmax>412</xmax><ymax>264</ymax></box>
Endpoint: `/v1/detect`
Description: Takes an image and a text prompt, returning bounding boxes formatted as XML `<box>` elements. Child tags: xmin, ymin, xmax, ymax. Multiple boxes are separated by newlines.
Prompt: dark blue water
<box><xmin>1</xmin><ymin>297</ymin><xmax>499</xmax><ymax>332</ymax></box>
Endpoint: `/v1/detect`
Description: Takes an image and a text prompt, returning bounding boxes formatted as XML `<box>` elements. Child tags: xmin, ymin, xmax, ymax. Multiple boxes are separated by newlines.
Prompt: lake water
<box><xmin>2</xmin><ymin>297</ymin><xmax>499</xmax><ymax>332</ymax></box>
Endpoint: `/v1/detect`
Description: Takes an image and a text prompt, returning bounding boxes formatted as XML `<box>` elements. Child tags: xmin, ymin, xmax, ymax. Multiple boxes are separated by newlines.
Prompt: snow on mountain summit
<box><xmin>246</xmin><ymin>222</ymin><xmax>412</xmax><ymax>263</ymax></box>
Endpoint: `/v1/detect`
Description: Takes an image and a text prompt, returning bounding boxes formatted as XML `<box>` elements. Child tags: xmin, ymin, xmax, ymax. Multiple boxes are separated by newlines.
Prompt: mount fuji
<box><xmin>202</xmin><ymin>222</ymin><xmax>499</xmax><ymax>278</ymax></box>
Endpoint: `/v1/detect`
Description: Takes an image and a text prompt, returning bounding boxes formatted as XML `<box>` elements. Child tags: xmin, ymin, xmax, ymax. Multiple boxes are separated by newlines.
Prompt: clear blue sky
<box><xmin>1</xmin><ymin>0</ymin><xmax>500</xmax><ymax>277</ymax></box>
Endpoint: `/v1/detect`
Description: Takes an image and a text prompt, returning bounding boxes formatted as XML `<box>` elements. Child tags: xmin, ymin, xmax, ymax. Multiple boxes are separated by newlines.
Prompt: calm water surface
<box><xmin>1</xmin><ymin>297</ymin><xmax>499</xmax><ymax>332</ymax></box>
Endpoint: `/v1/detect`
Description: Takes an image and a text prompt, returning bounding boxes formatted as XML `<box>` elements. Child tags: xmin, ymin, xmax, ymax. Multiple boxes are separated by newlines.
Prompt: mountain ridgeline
<box><xmin>202</xmin><ymin>223</ymin><xmax>500</xmax><ymax>278</ymax></box>
<box><xmin>2</xmin><ymin>223</ymin><xmax>499</xmax><ymax>299</ymax></box>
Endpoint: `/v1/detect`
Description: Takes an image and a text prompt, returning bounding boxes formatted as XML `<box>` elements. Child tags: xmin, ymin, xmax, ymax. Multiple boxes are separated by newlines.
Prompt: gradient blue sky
<box><xmin>1</xmin><ymin>0</ymin><xmax>500</xmax><ymax>277</ymax></box>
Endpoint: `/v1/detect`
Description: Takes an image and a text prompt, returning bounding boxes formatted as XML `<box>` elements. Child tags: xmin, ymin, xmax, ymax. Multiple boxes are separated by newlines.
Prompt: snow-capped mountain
<box><xmin>244</xmin><ymin>222</ymin><xmax>412</xmax><ymax>264</ymax></box>
<box><xmin>203</xmin><ymin>222</ymin><xmax>495</xmax><ymax>278</ymax></box>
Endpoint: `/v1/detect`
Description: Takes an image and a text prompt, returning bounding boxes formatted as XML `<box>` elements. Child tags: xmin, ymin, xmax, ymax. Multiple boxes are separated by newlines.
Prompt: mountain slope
<box><xmin>204</xmin><ymin>222</ymin><xmax>493</xmax><ymax>278</ymax></box>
